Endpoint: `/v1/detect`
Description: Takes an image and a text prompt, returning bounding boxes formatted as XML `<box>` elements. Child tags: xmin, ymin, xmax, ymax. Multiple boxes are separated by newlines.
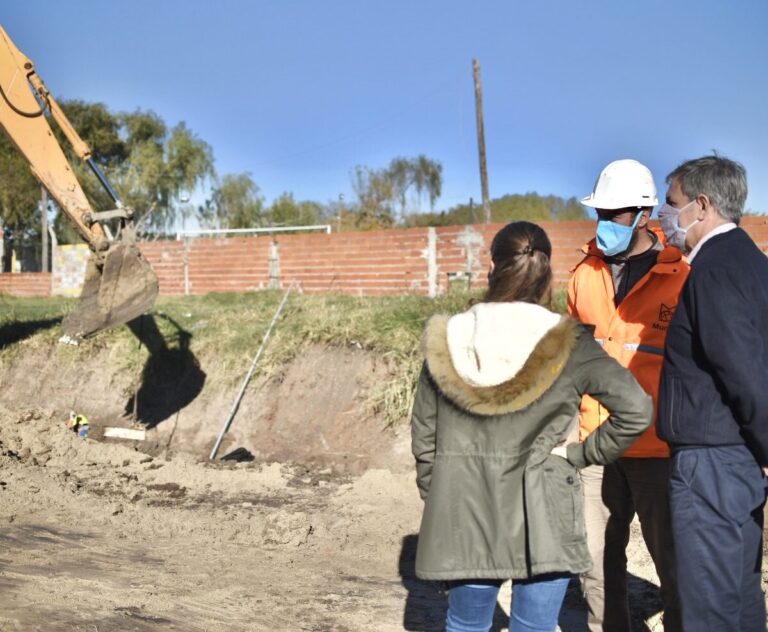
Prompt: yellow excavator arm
<box><xmin>0</xmin><ymin>24</ymin><xmax>158</xmax><ymax>337</ymax></box>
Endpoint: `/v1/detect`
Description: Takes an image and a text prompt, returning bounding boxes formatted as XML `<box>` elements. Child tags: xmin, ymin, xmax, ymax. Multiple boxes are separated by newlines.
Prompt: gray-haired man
<box><xmin>658</xmin><ymin>155</ymin><xmax>768</xmax><ymax>630</ymax></box>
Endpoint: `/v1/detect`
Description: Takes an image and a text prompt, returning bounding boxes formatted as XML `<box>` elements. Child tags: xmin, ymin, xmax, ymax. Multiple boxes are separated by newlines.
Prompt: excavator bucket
<box><xmin>61</xmin><ymin>243</ymin><xmax>159</xmax><ymax>339</ymax></box>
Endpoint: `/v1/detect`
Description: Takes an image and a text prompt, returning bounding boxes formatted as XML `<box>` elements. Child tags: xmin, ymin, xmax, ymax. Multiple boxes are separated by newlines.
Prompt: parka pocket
<box><xmin>542</xmin><ymin>456</ymin><xmax>585</xmax><ymax>544</ymax></box>
<box><xmin>524</xmin><ymin>458</ymin><xmax>591</xmax><ymax>572</ymax></box>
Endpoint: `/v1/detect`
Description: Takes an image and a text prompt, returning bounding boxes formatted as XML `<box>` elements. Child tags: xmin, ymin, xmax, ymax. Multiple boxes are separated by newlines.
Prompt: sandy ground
<box><xmin>0</xmin><ymin>335</ymin><xmax>762</xmax><ymax>631</ymax></box>
<box><xmin>0</xmin><ymin>404</ymin><xmax>695</xmax><ymax>632</ymax></box>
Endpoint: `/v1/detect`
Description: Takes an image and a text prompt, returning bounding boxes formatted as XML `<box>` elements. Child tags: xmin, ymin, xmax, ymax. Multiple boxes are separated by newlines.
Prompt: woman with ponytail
<box><xmin>411</xmin><ymin>221</ymin><xmax>652</xmax><ymax>631</ymax></box>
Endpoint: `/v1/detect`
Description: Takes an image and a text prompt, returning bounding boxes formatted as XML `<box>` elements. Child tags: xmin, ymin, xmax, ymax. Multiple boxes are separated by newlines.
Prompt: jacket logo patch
<box><xmin>652</xmin><ymin>303</ymin><xmax>676</xmax><ymax>331</ymax></box>
<box><xmin>658</xmin><ymin>303</ymin><xmax>675</xmax><ymax>323</ymax></box>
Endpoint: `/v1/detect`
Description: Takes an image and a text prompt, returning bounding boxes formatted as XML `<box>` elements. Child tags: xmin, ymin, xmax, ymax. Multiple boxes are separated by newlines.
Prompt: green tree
<box><xmin>387</xmin><ymin>155</ymin><xmax>443</xmax><ymax>219</ymax></box>
<box><xmin>405</xmin><ymin>193</ymin><xmax>587</xmax><ymax>227</ymax></box>
<box><xmin>348</xmin><ymin>155</ymin><xmax>443</xmax><ymax>229</ymax></box>
<box><xmin>210</xmin><ymin>173</ymin><xmax>265</xmax><ymax>229</ymax></box>
<box><xmin>58</xmin><ymin>100</ymin><xmax>127</xmax><ymax>166</ymax></box>
<box><xmin>1</xmin><ymin>98</ymin><xmax>216</xmax><ymax>268</ymax></box>
<box><xmin>491</xmin><ymin>193</ymin><xmax>552</xmax><ymax>221</ymax></box>
<box><xmin>196</xmin><ymin>197</ymin><xmax>218</xmax><ymax>231</ymax></box>
<box><xmin>413</xmin><ymin>154</ymin><xmax>443</xmax><ymax>210</ymax></box>
<box><xmin>0</xmin><ymin>131</ymin><xmax>42</xmax><ymax>270</ymax></box>
<box><xmin>56</xmin><ymin>100</ymin><xmax>129</xmax><ymax>225</ymax></box>
<box><xmin>387</xmin><ymin>157</ymin><xmax>410</xmax><ymax>219</ymax></box>
<box><xmin>0</xmin><ymin>132</ymin><xmax>41</xmax><ymax>230</ymax></box>
<box><xmin>267</xmin><ymin>192</ymin><xmax>324</xmax><ymax>227</ymax></box>
<box><xmin>350</xmin><ymin>165</ymin><xmax>395</xmax><ymax>230</ymax></box>
<box><xmin>113</xmin><ymin>113</ymin><xmax>215</xmax><ymax>233</ymax></box>
<box><xmin>550</xmin><ymin>196</ymin><xmax>587</xmax><ymax>220</ymax></box>
<box><xmin>18</xmin><ymin>101</ymin><xmax>215</xmax><ymax>237</ymax></box>
<box><xmin>165</xmin><ymin>122</ymin><xmax>215</xmax><ymax>230</ymax></box>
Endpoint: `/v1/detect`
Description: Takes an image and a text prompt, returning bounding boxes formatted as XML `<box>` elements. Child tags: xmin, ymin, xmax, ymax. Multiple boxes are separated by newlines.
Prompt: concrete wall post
<box><xmin>268</xmin><ymin>240</ymin><xmax>281</xmax><ymax>289</ymax></box>
<box><xmin>427</xmin><ymin>227</ymin><xmax>438</xmax><ymax>298</ymax></box>
<box><xmin>182</xmin><ymin>239</ymin><xmax>190</xmax><ymax>296</ymax></box>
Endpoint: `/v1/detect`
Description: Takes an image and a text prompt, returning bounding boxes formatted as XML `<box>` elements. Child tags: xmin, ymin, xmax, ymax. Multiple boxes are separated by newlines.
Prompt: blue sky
<box><xmin>3</xmin><ymin>0</ymin><xmax>768</xmax><ymax>216</ymax></box>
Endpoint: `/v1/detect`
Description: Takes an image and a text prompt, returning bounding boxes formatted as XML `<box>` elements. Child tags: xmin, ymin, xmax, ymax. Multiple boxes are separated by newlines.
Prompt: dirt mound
<box><xmin>0</xmin><ymin>404</ymin><xmax>424</xmax><ymax>630</ymax></box>
<box><xmin>0</xmin><ymin>341</ymin><xmax>411</xmax><ymax>473</ymax></box>
<box><xmin>0</xmin><ymin>404</ymin><xmax>684</xmax><ymax>631</ymax></box>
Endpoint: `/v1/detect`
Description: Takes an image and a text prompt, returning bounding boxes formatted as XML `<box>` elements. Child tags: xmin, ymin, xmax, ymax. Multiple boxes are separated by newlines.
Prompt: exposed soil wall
<box><xmin>0</xmin><ymin>341</ymin><xmax>412</xmax><ymax>474</ymax></box>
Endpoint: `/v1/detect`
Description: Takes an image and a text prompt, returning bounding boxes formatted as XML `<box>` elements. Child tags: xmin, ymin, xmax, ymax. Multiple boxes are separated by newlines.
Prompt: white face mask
<box><xmin>658</xmin><ymin>200</ymin><xmax>698</xmax><ymax>252</ymax></box>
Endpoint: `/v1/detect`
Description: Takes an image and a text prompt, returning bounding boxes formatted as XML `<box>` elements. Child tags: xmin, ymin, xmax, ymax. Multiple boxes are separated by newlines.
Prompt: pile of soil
<box><xmin>0</xmin><ymin>403</ymin><xmax>671</xmax><ymax>631</ymax></box>
<box><xmin>0</xmin><ymin>342</ymin><xmax>760</xmax><ymax>630</ymax></box>
<box><xmin>0</xmin><ymin>404</ymin><xmax>422</xmax><ymax>630</ymax></box>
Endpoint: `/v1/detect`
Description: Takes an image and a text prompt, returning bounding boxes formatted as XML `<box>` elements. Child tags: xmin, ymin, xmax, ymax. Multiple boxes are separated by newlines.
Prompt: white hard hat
<box><xmin>581</xmin><ymin>159</ymin><xmax>658</xmax><ymax>209</ymax></box>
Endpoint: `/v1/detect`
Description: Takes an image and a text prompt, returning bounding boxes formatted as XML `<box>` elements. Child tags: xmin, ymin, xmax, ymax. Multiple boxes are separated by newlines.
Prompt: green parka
<box><xmin>411</xmin><ymin>302</ymin><xmax>653</xmax><ymax>581</ymax></box>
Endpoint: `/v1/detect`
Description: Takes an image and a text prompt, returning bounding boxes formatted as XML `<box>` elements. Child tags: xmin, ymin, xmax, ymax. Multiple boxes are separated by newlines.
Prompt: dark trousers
<box><xmin>582</xmin><ymin>459</ymin><xmax>681</xmax><ymax>632</ymax></box>
<box><xmin>669</xmin><ymin>445</ymin><xmax>767</xmax><ymax>631</ymax></box>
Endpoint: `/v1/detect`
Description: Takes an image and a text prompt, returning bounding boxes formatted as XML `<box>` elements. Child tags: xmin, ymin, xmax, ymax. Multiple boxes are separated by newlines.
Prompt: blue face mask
<box><xmin>595</xmin><ymin>211</ymin><xmax>643</xmax><ymax>256</ymax></box>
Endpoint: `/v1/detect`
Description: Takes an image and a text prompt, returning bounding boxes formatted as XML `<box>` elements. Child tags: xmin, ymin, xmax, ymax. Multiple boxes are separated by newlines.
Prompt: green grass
<box><xmin>0</xmin><ymin>288</ymin><xmax>566</xmax><ymax>425</ymax></box>
<box><xmin>0</xmin><ymin>294</ymin><xmax>72</xmax><ymax>321</ymax></box>
<box><xmin>152</xmin><ymin>291</ymin><xmax>483</xmax><ymax>423</ymax></box>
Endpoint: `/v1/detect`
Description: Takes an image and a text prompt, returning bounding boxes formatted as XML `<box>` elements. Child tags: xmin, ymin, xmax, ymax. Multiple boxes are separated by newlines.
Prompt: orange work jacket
<box><xmin>567</xmin><ymin>234</ymin><xmax>690</xmax><ymax>458</ymax></box>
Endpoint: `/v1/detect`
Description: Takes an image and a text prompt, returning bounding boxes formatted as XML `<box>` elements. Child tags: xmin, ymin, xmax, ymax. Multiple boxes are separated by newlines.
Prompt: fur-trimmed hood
<box><xmin>423</xmin><ymin>302</ymin><xmax>579</xmax><ymax>416</ymax></box>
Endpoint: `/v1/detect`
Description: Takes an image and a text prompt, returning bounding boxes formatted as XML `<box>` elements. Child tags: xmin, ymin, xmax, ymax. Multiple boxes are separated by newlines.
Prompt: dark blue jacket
<box><xmin>658</xmin><ymin>227</ymin><xmax>768</xmax><ymax>464</ymax></box>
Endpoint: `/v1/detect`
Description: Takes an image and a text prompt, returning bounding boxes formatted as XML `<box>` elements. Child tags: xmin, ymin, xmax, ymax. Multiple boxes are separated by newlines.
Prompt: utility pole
<box><xmin>472</xmin><ymin>59</ymin><xmax>491</xmax><ymax>224</ymax></box>
<box><xmin>41</xmin><ymin>186</ymin><xmax>48</xmax><ymax>273</ymax></box>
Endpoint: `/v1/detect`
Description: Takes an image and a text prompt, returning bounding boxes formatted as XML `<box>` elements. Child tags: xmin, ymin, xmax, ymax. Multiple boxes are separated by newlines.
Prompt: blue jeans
<box><xmin>446</xmin><ymin>574</ymin><xmax>571</xmax><ymax>632</ymax></box>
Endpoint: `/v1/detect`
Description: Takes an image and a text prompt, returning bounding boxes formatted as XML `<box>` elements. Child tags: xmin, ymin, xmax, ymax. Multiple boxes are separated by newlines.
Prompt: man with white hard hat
<box><xmin>566</xmin><ymin>159</ymin><xmax>688</xmax><ymax>631</ymax></box>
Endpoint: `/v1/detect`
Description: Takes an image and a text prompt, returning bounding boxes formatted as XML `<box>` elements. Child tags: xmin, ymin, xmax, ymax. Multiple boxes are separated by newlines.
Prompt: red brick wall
<box><xmin>278</xmin><ymin>229</ymin><xmax>431</xmax><ymax>295</ymax></box>
<box><xmin>139</xmin><ymin>240</ymin><xmax>190</xmax><ymax>296</ymax></box>
<box><xmin>137</xmin><ymin>220</ymin><xmax>600</xmax><ymax>296</ymax></box>
<box><xmin>137</xmin><ymin>215</ymin><xmax>768</xmax><ymax>296</ymax></box>
<box><xmin>432</xmin><ymin>221</ymin><xmax>595</xmax><ymax>290</ymax></box>
<box><xmin>0</xmin><ymin>272</ymin><xmax>51</xmax><ymax>297</ymax></box>
<box><xmin>3</xmin><ymin>217</ymin><xmax>768</xmax><ymax>297</ymax></box>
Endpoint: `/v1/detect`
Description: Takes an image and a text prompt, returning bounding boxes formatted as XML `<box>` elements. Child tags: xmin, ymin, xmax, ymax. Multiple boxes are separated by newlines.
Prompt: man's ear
<box><xmin>696</xmin><ymin>194</ymin><xmax>712</xmax><ymax>218</ymax></box>
<box><xmin>638</xmin><ymin>208</ymin><xmax>651</xmax><ymax>228</ymax></box>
